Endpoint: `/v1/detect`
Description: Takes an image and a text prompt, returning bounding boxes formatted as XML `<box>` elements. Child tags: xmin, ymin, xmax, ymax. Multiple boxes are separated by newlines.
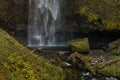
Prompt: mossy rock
<box><xmin>0</xmin><ymin>28</ymin><xmax>65</xmax><ymax>80</ymax></box>
<box><xmin>109</xmin><ymin>39</ymin><xmax>120</xmax><ymax>49</ymax></box>
<box><xmin>109</xmin><ymin>39</ymin><xmax>120</xmax><ymax>55</ymax></box>
<box><xmin>97</xmin><ymin>61</ymin><xmax>120</xmax><ymax>78</ymax></box>
<box><xmin>68</xmin><ymin>38</ymin><xmax>89</xmax><ymax>53</ymax></box>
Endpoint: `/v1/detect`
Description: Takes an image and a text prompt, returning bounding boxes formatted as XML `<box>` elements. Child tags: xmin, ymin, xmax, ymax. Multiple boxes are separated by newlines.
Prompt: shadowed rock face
<box><xmin>0</xmin><ymin>0</ymin><xmax>29</xmax><ymax>44</ymax></box>
<box><xmin>64</xmin><ymin>0</ymin><xmax>120</xmax><ymax>32</ymax></box>
<box><xmin>0</xmin><ymin>0</ymin><xmax>29</xmax><ymax>32</ymax></box>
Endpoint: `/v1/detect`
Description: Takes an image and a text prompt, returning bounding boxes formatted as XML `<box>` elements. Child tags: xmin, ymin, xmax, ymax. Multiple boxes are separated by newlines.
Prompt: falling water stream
<box><xmin>28</xmin><ymin>0</ymin><xmax>60</xmax><ymax>47</ymax></box>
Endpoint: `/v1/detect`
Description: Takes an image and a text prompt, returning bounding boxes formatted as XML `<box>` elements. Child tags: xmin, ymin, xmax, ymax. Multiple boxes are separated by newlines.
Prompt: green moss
<box><xmin>109</xmin><ymin>39</ymin><xmax>120</xmax><ymax>49</ymax></box>
<box><xmin>108</xmin><ymin>39</ymin><xmax>120</xmax><ymax>55</ymax></box>
<box><xmin>104</xmin><ymin>21</ymin><xmax>120</xmax><ymax>30</ymax></box>
<box><xmin>79</xmin><ymin>6</ymin><xmax>89</xmax><ymax>15</ymax></box>
<box><xmin>97</xmin><ymin>61</ymin><xmax>120</xmax><ymax>78</ymax></box>
<box><xmin>7</xmin><ymin>54</ymin><xmax>36</xmax><ymax>80</ymax></box>
<box><xmin>0</xmin><ymin>28</ymin><xmax>65</xmax><ymax>80</ymax></box>
<box><xmin>79</xmin><ymin>6</ymin><xmax>99</xmax><ymax>22</ymax></box>
<box><xmin>68</xmin><ymin>38</ymin><xmax>89</xmax><ymax>53</ymax></box>
<box><xmin>77</xmin><ymin>0</ymin><xmax>120</xmax><ymax>31</ymax></box>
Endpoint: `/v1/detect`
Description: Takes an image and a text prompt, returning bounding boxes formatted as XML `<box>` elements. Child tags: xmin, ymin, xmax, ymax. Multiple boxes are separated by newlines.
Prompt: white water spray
<box><xmin>28</xmin><ymin>0</ymin><xmax>60</xmax><ymax>46</ymax></box>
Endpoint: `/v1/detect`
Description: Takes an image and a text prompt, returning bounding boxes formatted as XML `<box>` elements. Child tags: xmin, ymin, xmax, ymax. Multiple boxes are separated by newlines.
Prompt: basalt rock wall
<box><xmin>0</xmin><ymin>0</ymin><xmax>29</xmax><ymax>33</ymax></box>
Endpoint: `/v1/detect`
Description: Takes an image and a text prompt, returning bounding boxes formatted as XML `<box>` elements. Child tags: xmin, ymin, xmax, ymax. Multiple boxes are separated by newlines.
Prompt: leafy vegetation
<box><xmin>73</xmin><ymin>0</ymin><xmax>120</xmax><ymax>31</ymax></box>
<box><xmin>0</xmin><ymin>28</ymin><xmax>65</xmax><ymax>80</ymax></box>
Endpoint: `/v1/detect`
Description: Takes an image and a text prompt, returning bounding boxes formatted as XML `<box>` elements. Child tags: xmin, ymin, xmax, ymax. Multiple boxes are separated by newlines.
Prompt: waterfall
<box><xmin>28</xmin><ymin>0</ymin><xmax>60</xmax><ymax>47</ymax></box>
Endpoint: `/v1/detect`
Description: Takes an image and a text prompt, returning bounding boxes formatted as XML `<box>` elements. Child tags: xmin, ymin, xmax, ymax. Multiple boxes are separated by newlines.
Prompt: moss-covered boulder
<box><xmin>0</xmin><ymin>28</ymin><xmax>65</xmax><ymax>80</ymax></box>
<box><xmin>109</xmin><ymin>39</ymin><xmax>120</xmax><ymax>49</ymax></box>
<box><xmin>68</xmin><ymin>38</ymin><xmax>89</xmax><ymax>53</ymax></box>
<box><xmin>108</xmin><ymin>39</ymin><xmax>120</xmax><ymax>55</ymax></box>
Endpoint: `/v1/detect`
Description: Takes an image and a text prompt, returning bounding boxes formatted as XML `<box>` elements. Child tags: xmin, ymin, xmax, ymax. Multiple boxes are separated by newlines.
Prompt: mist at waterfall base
<box><xmin>28</xmin><ymin>0</ymin><xmax>69</xmax><ymax>47</ymax></box>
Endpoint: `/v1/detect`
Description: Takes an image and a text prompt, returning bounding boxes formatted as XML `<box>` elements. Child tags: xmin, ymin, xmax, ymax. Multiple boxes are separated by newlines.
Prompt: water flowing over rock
<box><xmin>28</xmin><ymin>0</ymin><xmax>61</xmax><ymax>47</ymax></box>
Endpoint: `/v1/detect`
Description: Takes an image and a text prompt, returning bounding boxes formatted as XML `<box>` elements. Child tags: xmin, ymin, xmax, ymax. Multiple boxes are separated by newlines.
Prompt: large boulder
<box><xmin>68</xmin><ymin>38</ymin><xmax>89</xmax><ymax>53</ymax></box>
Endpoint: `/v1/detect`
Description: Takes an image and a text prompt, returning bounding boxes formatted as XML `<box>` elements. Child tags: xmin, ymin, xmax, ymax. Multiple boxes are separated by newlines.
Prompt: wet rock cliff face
<box><xmin>64</xmin><ymin>0</ymin><xmax>120</xmax><ymax>32</ymax></box>
<box><xmin>0</xmin><ymin>0</ymin><xmax>119</xmax><ymax>45</ymax></box>
<box><xmin>0</xmin><ymin>0</ymin><xmax>28</xmax><ymax>28</ymax></box>
<box><xmin>0</xmin><ymin>0</ymin><xmax>29</xmax><ymax>33</ymax></box>
<box><xmin>0</xmin><ymin>0</ymin><xmax>120</xmax><ymax>33</ymax></box>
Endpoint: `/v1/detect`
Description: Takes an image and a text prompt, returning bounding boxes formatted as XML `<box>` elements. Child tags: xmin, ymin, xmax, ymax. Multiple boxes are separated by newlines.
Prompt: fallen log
<box><xmin>98</xmin><ymin>58</ymin><xmax>120</xmax><ymax>69</ymax></box>
<box><xmin>68</xmin><ymin>52</ymin><xmax>96</xmax><ymax>75</ymax></box>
